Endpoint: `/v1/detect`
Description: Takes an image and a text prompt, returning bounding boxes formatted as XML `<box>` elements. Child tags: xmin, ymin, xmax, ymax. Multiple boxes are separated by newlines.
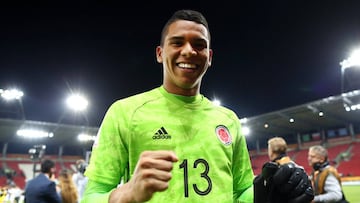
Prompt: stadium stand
<box><xmin>250</xmin><ymin>154</ymin><xmax>269</xmax><ymax>176</ymax></box>
<box><xmin>0</xmin><ymin>154</ymin><xmax>82</xmax><ymax>189</ymax></box>
<box><xmin>337</xmin><ymin>142</ymin><xmax>360</xmax><ymax>176</ymax></box>
<box><xmin>250</xmin><ymin>136</ymin><xmax>360</xmax><ymax>179</ymax></box>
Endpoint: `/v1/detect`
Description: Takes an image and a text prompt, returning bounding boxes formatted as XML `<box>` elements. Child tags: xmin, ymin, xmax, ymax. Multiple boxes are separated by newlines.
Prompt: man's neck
<box><xmin>162</xmin><ymin>84</ymin><xmax>200</xmax><ymax>96</ymax></box>
<box><xmin>43</xmin><ymin>173</ymin><xmax>50</xmax><ymax>179</ymax></box>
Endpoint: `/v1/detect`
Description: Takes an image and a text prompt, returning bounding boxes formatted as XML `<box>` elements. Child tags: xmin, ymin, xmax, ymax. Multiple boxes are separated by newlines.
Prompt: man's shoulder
<box><xmin>28</xmin><ymin>174</ymin><xmax>43</xmax><ymax>182</ymax></box>
<box><xmin>26</xmin><ymin>174</ymin><xmax>50</xmax><ymax>189</ymax></box>
<box><xmin>213</xmin><ymin>104</ymin><xmax>240</xmax><ymax>121</ymax></box>
<box><xmin>322</xmin><ymin>165</ymin><xmax>341</xmax><ymax>178</ymax></box>
<box><xmin>106</xmin><ymin>87</ymin><xmax>160</xmax><ymax>111</ymax></box>
<box><xmin>117</xmin><ymin>87</ymin><xmax>161</xmax><ymax>104</ymax></box>
<box><xmin>322</xmin><ymin>165</ymin><xmax>338</xmax><ymax>174</ymax></box>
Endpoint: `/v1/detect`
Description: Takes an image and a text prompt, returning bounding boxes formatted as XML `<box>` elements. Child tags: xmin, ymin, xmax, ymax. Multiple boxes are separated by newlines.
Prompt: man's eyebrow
<box><xmin>168</xmin><ymin>36</ymin><xmax>207</xmax><ymax>42</ymax></box>
<box><xmin>168</xmin><ymin>36</ymin><xmax>184</xmax><ymax>41</ymax></box>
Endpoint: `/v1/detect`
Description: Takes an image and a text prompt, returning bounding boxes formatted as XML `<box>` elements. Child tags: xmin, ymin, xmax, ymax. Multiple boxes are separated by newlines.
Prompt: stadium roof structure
<box><xmin>243</xmin><ymin>89</ymin><xmax>360</xmax><ymax>145</ymax></box>
<box><xmin>0</xmin><ymin>119</ymin><xmax>98</xmax><ymax>148</ymax></box>
<box><xmin>0</xmin><ymin>89</ymin><xmax>359</xmax><ymax>151</ymax></box>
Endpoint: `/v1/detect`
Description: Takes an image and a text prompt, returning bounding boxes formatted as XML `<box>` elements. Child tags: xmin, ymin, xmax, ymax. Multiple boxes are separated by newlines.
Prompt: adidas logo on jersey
<box><xmin>153</xmin><ymin>127</ymin><xmax>171</xmax><ymax>139</ymax></box>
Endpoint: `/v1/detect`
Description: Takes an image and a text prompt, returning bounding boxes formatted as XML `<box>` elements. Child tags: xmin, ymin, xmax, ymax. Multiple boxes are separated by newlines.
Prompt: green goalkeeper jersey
<box><xmin>84</xmin><ymin>86</ymin><xmax>254</xmax><ymax>203</ymax></box>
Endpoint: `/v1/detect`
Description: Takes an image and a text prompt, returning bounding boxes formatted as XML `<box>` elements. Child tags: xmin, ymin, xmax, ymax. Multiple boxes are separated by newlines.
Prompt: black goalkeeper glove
<box><xmin>253</xmin><ymin>162</ymin><xmax>279</xmax><ymax>203</ymax></box>
<box><xmin>272</xmin><ymin>163</ymin><xmax>314</xmax><ymax>203</ymax></box>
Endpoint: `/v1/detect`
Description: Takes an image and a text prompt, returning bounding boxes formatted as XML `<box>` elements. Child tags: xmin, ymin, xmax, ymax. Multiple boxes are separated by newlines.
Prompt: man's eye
<box><xmin>171</xmin><ymin>41</ymin><xmax>183</xmax><ymax>46</ymax></box>
<box><xmin>193</xmin><ymin>43</ymin><xmax>207</xmax><ymax>50</ymax></box>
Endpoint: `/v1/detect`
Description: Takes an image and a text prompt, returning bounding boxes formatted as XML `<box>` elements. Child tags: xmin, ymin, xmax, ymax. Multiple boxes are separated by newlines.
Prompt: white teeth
<box><xmin>178</xmin><ymin>63</ymin><xmax>196</xmax><ymax>69</ymax></box>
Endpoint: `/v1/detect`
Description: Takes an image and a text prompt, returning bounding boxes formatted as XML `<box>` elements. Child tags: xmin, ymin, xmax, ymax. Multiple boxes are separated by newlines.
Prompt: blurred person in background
<box><xmin>0</xmin><ymin>186</ymin><xmax>7</xmax><ymax>202</ymax></box>
<box><xmin>72</xmin><ymin>159</ymin><xmax>88</xmax><ymax>203</ymax></box>
<box><xmin>24</xmin><ymin>159</ymin><xmax>61</xmax><ymax>203</ymax></box>
<box><xmin>308</xmin><ymin>145</ymin><xmax>349</xmax><ymax>203</ymax></box>
<box><xmin>58</xmin><ymin>168</ymin><xmax>78</xmax><ymax>203</ymax></box>
<box><xmin>254</xmin><ymin>137</ymin><xmax>314</xmax><ymax>203</ymax></box>
<box><xmin>5</xmin><ymin>184</ymin><xmax>24</xmax><ymax>203</ymax></box>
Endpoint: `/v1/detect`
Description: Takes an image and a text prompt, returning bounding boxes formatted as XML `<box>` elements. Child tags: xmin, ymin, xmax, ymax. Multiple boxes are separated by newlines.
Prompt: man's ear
<box><xmin>208</xmin><ymin>48</ymin><xmax>213</xmax><ymax>67</ymax></box>
<box><xmin>156</xmin><ymin>46</ymin><xmax>163</xmax><ymax>63</ymax></box>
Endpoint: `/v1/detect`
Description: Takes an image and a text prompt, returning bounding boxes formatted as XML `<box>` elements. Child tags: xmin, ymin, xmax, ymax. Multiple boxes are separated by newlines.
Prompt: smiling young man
<box><xmin>82</xmin><ymin>9</ymin><xmax>254</xmax><ymax>203</ymax></box>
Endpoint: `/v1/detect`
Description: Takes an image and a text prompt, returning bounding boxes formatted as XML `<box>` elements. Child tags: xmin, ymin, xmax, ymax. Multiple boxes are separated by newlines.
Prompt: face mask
<box><xmin>312</xmin><ymin>161</ymin><xmax>329</xmax><ymax>171</ymax></box>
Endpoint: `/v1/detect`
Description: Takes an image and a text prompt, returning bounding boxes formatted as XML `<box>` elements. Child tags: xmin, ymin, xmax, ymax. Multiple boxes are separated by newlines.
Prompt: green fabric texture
<box><xmin>84</xmin><ymin>86</ymin><xmax>254</xmax><ymax>202</ymax></box>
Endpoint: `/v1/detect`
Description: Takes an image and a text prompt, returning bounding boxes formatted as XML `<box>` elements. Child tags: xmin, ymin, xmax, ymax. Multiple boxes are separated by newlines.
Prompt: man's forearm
<box><xmin>81</xmin><ymin>180</ymin><xmax>114</xmax><ymax>203</ymax></box>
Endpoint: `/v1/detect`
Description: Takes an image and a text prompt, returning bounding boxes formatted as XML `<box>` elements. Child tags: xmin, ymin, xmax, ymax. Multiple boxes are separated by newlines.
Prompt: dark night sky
<box><xmin>1</xmin><ymin>1</ymin><xmax>360</xmax><ymax>127</ymax></box>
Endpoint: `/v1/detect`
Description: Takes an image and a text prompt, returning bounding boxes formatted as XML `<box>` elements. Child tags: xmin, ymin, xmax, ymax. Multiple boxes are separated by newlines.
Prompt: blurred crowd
<box><xmin>0</xmin><ymin>159</ymin><xmax>88</xmax><ymax>203</ymax></box>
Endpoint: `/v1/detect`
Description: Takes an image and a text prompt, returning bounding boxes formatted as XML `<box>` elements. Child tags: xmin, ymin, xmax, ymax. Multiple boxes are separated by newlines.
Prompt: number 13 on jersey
<box><xmin>179</xmin><ymin>158</ymin><xmax>212</xmax><ymax>198</ymax></box>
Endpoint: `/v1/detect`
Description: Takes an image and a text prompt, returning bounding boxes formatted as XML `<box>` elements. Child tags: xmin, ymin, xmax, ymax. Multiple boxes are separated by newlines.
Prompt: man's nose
<box><xmin>181</xmin><ymin>43</ymin><xmax>197</xmax><ymax>57</ymax></box>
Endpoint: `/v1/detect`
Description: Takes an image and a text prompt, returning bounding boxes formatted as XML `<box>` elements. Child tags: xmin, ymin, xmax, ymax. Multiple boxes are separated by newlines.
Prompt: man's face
<box><xmin>308</xmin><ymin>150</ymin><xmax>323</xmax><ymax>166</ymax></box>
<box><xmin>156</xmin><ymin>20</ymin><xmax>213</xmax><ymax>95</ymax></box>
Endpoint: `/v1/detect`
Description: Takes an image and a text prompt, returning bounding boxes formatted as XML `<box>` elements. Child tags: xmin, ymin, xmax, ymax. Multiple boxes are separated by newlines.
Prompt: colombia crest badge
<box><xmin>215</xmin><ymin>125</ymin><xmax>232</xmax><ymax>146</ymax></box>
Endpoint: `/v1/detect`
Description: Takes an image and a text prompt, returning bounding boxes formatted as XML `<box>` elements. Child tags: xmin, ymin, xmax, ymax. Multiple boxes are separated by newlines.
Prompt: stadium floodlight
<box><xmin>340</xmin><ymin>49</ymin><xmax>360</xmax><ymax>69</ymax></box>
<box><xmin>53</xmin><ymin>92</ymin><xmax>90</xmax><ymax>132</ymax></box>
<box><xmin>212</xmin><ymin>99</ymin><xmax>221</xmax><ymax>106</ymax></box>
<box><xmin>17</xmin><ymin>129</ymin><xmax>54</xmax><ymax>138</ymax></box>
<box><xmin>66</xmin><ymin>93</ymin><xmax>89</xmax><ymax>112</ymax></box>
<box><xmin>239</xmin><ymin>117</ymin><xmax>247</xmax><ymax>124</ymax></box>
<box><xmin>0</xmin><ymin>88</ymin><xmax>24</xmax><ymax>100</ymax></box>
<box><xmin>340</xmin><ymin>48</ymin><xmax>360</xmax><ymax>93</ymax></box>
<box><xmin>0</xmin><ymin>88</ymin><xmax>26</xmax><ymax>120</ymax></box>
<box><xmin>77</xmin><ymin>133</ymin><xmax>96</xmax><ymax>142</ymax></box>
<box><xmin>241</xmin><ymin>126</ymin><xmax>250</xmax><ymax>136</ymax></box>
<box><xmin>345</xmin><ymin>103</ymin><xmax>360</xmax><ymax>112</ymax></box>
